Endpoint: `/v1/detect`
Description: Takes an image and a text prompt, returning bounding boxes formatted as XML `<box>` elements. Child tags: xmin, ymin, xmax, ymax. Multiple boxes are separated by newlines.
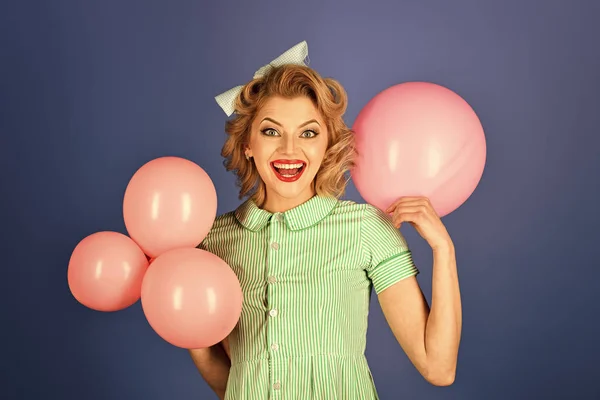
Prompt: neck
<box><xmin>261</xmin><ymin>189</ymin><xmax>316</xmax><ymax>213</ymax></box>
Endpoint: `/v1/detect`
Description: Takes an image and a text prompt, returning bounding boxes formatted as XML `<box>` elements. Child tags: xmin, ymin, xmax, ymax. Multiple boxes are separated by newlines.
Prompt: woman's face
<box><xmin>246</xmin><ymin>95</ymin><xmax>329</xmax><ymax>208</ymax></box>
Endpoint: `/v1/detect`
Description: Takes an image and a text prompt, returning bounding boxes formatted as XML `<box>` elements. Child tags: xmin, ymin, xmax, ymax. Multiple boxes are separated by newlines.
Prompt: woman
<box><xmin>189</xmin><ymin>42</ymin><xmax>462</xmax><ymax>400</ymax></box>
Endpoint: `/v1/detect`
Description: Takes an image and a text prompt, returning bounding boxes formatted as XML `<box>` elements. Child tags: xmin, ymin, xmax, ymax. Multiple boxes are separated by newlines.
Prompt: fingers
<box><xmin>393</xmin><ymin>208</ymin><xmax>429</xmax><ymax>225</ymax></box>
<box><xmin>392</xmin><ymin>205</ymin><xmax>429</xmax><ymax>215</ymax></box>
<box><xmin>389</xmin><ymin>198</ymin><xmax>437</xmax><ymax>229</ymax></box>
<box><xmin>386</xmin><ymin>196</ymin><xmax>432</xmax><ymax>213</ymax></box>
<box><xmin>392</xmin><ymin>212</ymin><xmax>421</xmax><ymax>228</ymax></box>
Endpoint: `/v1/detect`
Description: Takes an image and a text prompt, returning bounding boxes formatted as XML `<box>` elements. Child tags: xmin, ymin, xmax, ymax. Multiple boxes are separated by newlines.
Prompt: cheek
<box><xmin>306</xmin><ymin>141</ymin><xmax>328</xmax><ymax>165</ymax></box>
<box><xmin>250</xmin><ymin>138</ymin><xmax>275</xmax><ymax>161</ymax></box>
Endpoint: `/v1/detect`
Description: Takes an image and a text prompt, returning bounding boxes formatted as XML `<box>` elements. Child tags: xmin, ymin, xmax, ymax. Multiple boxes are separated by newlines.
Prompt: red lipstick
<box><xmin>270</xmin><ymin>159</ymin><xmax>306</xmax><ymax>183</ymax></box>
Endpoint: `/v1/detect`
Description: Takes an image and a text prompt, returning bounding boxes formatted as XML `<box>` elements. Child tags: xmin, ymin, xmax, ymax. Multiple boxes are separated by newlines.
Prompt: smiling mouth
<box><xmin>270</xmin><ymin>160</ymin><xmax>306</xmax><ymax>182</ymax></box>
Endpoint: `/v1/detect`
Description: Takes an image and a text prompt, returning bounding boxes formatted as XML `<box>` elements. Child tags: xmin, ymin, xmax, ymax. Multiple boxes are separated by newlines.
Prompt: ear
<box><xmin>244</xmin><ymin>146</ymin><xmax>252</xmax><ymax>158</ymax></box>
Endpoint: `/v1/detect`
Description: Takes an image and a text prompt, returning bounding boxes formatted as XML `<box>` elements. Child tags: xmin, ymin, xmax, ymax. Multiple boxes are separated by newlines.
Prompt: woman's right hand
<box><xmin>188</xmin><ymin>341</ymin><xmax>231</xmax><ymax>399</ymax></box>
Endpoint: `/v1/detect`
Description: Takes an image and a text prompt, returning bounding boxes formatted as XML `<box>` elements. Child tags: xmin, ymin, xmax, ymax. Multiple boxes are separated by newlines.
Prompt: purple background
<box><xmin>2</xmin><ymin>0</ymin><xmax>599</xmax><ymax>399</ymax></box>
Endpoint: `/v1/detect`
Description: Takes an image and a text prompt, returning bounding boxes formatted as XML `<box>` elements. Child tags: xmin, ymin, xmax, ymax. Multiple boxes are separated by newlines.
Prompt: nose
<box><xmin>280</xmin><ymin>134</ymin><xmax>296</xmax><ymax>155</ymax></box>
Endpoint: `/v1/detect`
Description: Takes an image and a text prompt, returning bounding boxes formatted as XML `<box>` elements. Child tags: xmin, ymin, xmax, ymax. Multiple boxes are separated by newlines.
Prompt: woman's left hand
<box><xmin>386</xmin><ymin>196</ymin><xmax>453</xmax><ymax>251</ymax></box>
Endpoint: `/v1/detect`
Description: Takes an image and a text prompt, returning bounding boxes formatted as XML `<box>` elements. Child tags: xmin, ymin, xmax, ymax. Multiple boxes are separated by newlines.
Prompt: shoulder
<box><xmin>333</xmin><ymin>200</ymin><xmax>400</xmax><ymax>243</ymax></box>
<box><xmin>201</xmin><ymin>210</ymin><xmax>242</xmax><ymax>243</ymax></box>
<box><xmin>209</xmin><ymin>210</ymin><xmax>244</xmax><ymax>234</ymax></box>
<box><xmin>330</xmin><ymin>198</ymin><xmax>368</xmax><ymax>214</ymax></box>
<box><xmin>212</xmin><ymin>210</ymin><xmax>238</xmax><ymax>228</ymax></box>
<box><xmin>324</xmin><ymin>199</ymin><xmax>395</xmax><ymax>237</ymax></box>
<box><xmin>330</xmin><ymin>198</ymin><xmax>389</xmax><ymax>222</ymax></box>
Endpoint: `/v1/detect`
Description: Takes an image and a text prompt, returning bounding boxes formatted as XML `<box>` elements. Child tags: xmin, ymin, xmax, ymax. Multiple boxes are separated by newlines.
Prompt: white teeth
<box><xmin>273</xmin><ymin>163</ymin><xmax>304</xmax><ymax>169</ymax></box>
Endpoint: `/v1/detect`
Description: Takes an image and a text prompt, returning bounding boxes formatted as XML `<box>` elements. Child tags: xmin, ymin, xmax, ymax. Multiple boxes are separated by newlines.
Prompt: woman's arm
<box><xmin>188</xmin><ymin>341</ymin><xmax>231</xmax><ymax>399</ymax></box>
<box><xmin>380</xmin><ymin>196</ymin><xmax>462</xmax><ymax>385</ymax></box>
<box><xmin>379</xmin><ymin>244</ymin><xmax>461</xmax><ymax>385</ymax></box>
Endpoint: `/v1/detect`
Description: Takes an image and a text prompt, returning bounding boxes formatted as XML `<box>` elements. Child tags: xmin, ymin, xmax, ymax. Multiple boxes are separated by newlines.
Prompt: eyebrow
<box><xmin>260</xmin><ymin>117</ymin><xmax>320</xmax><ymax>128</ymax></box>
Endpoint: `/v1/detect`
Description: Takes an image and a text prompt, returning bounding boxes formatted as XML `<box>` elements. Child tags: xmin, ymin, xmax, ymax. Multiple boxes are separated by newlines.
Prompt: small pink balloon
<box><xmin>67</xmin><ymin>231</ymin><xmax>149</xmax><ymax>312</ymax></box>
<box><xmin>123</xmin><ymin>157</ymin><xmax>218</xmax><ymax>258</ymax></box>
<box><xmin>351</xmin><ymin>82</ymin><xmax>487</xmax><ymax>217</ymax></box>
<box><xmin>141</xmin><ymin>248</ymin><xmax>243</xmax><ymax>349</ymax></box>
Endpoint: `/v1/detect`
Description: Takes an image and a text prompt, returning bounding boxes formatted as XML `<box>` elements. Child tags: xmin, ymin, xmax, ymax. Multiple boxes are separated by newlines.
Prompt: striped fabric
<box><xmin>198</xmin><ymin>195</ymin><xmax>419</xmax><ymax>399</ymax></box>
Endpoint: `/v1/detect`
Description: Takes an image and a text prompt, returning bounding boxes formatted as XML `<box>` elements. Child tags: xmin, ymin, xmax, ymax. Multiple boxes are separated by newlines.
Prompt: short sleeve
<box><xmin>362</xmin><ymin>205</ymin><xmax>419</xmax><ymax>294</ymax></box>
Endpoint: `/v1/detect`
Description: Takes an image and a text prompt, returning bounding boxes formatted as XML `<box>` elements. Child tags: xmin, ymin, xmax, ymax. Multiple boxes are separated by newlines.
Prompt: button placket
<box><xmin>266</xmin><ymin>215</ymin><xmax>284</xmax><ymax>396</ymax></box>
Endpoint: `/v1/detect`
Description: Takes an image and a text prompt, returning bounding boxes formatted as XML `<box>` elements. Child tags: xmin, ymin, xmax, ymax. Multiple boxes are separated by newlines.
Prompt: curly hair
<box><xmin>220</xmin><ymin>64</ymin><xmax>357</xmax><ymax>207</ymax></box>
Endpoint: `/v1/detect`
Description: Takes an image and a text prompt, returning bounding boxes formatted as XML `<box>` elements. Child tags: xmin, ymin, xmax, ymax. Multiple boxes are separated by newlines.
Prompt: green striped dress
<box><xmin>198</xmin><ymin>195</ymin><xmax>419</xmax><ymax>399</ymax></box>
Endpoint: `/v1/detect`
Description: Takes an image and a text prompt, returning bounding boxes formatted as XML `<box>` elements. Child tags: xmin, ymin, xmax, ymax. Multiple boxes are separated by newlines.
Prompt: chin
<box><xmin>270</xmin><ymin>182</ymin><xmax>310</xmax><ymax>199</ymax></box>
<box><xmin>266</xmin><ymin>172</ymin><xmax>317</xmax><ymax>200</ymax></box>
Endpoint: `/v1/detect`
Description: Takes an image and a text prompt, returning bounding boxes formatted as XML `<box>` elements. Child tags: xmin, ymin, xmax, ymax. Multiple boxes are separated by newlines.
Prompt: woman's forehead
<box><xmin>256</xmin><ymin>96</ymin><xmax>323</xmax><ymax>123</ymax></box>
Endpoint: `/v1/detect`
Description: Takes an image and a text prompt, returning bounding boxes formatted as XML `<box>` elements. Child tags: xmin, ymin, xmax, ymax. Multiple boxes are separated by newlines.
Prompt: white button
<box><xmin>269</xmin><ymin>309</ymin><xmax>278</xmax><ymax>317</ymax></box>
<box><xmin>271</xmin><ymin>343</ymin><xmax>279</xmax><ymax>351</ymax></box>
<box><xmin>273</xmin><ymin>382</ymin><xmax>281</xmax><ymax>390</ymax></box>
<box><xmin>268</xmin><ymin>276</ymin><xmax>277</xmax><ymax>284</ymax></box>
<box><xmin>271</xmin><ymin>242</ymin><xmax>279</xmax><ymax>250</ymax></box>
<box><xmin>277</xmin><ymin>214</ymin><xmax>284</xmax><ymax>222</ymax></box>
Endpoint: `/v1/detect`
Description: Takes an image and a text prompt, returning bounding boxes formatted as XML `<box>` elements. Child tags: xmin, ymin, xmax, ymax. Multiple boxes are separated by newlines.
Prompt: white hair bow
<box><xmin>214</xmin><ymin>40</ymin><xmax>310</xmax><ymax>116</ymax></box>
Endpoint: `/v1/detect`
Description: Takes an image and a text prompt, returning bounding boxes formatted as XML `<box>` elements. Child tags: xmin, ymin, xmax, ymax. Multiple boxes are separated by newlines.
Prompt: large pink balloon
<box><xmin>67</xmin><ymin>231</ymin><xmax>149</xmax><ymax>311</ymax></box>
<box><xmin>141</xmin><ymin>248</ymin><xmax>243</xmax><ymax>349</ymax></box>
<box><xmin>351</xmin><ymin>82</ymin><xmax>487</xmax><ymax>217</ymax></box>
<box><xmin>123</xmin><ymin>157</ymin><xmax>217</xmax><ymax>258</ymax></box>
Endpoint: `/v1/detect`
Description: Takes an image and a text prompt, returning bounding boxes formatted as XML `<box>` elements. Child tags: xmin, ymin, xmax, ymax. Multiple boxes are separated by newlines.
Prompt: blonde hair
<box><xmin>220</xmin><ymin>64</ymin><xmax>356</xmax><ymax>207</ymax></box>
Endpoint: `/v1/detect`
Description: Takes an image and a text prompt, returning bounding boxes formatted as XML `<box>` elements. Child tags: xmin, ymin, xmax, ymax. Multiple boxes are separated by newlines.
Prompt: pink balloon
<box><xmin>123</xmin><ymin>157</ymin><xmax>218</xmax><ymax>258</ymax></box>
<box><xmin>141</xmin><ymin>248</ymin><xmax>243</xmax><ymax>349</ymax></box>
<box><xmin>351</xmin><ymin>82</ymin><xmax>486</xmax><ymax>217</ymax></box>
<box><xmin>67</xmin><ymin>231</ymin><xmax>149</xmax><ymax>311</ymax></box>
